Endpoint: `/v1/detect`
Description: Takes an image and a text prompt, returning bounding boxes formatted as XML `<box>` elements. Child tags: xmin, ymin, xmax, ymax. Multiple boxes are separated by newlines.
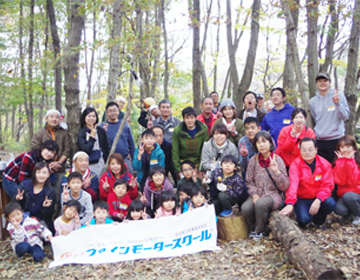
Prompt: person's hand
<box><xmin>129</xmin><ymin>177</ymin><xmax>137</xmax><ymax>189</ymax></box>
<box><xmin>61</xmin><ymin>229</ymin><xmax>70</xmax><ymax>236</ymax></box>
<box><xmin>83</xmin><ymin>178</ymin><xmax>91</xmax><ymax>189</ymax></box>
<box><xmin>85</xmin><ymin>219</ymin><xmax>91</xmax><ymax>227</ymax></box>
<box><xmin>15</xmin><ymin>189</ymin><xmax>25</xmax><ymax>201</ymax></box>
<box><xmin>204</xmin><ymin>201</ymin><xmax>209</xmax><ymax>208</ymax></box>
<box><xmin>90</xmin><ymin>124</ymin><xmax>97</xmax><ymax>138</ymax></box>
<box><xmin>188</xmin><ymin>203</ymin><xmax>194</xmax><ymax>211</ymax></box>
<box><xmin>101</xmin><ymin>177</ymin><xmax>110</xmax><ymax>192</ymax></box>
<box><xmin>137</xmin><ymin>143</ymin><xmax>144</xmax><ymax>160</ymax></box>
<box><xmin>123</xmin><ymin>219</ymin><xmax>129</xmax><ymax>223</ymax></box>
<box><xmin>279</xmin><ymin>205</ymin><xmax>294</xmax><ymax>216</ymax></box>
<box><xmin>239</xmin><ymin>143</ymin><xmax>248</xmax><ymax>157</ymax></box>
<box><xmin>103</xmin><ymin>123</ymin><xmax>108</xmax><ymax>132</ymax></box>
<box><xmin>11</xmin><ymin>219</ymin><xmax>21</xmax><ymax>229</ymax></box>
<box><xmin>74</xmin><ymin>213</ymin><xmax>81</xmax><ymax>225</ymax></box>
<box><xmin>252</xmin><ymin>195</ymin><xmax>260</xmax><ymax>204</ymax></box>
<box><xmin>334</xmin><ymin>150</ymin><xmax>344</xmax><ymax>159</ymax></box>
<box><xmin>216</xmin><ymin>111</ymin><xmax>223</xmax><ymax>119</ymax></box>
<box><xmin>290</xmin><ymin>126</ymin><xmax>298</xmax><ymax>138</ymax></box>
<box><xmin>154</xmin><ymin>211</ymin><xmax>160</xmax><ymax>219</ymax></box>
<box><xmin>62</xmin><ymin>185</ymin><xmax>70</xmax><ymax>202</ymax></box>
<box><xmin>147</xmin><ymin>117</ymin><xmax>153</xmax><ymax>129</ymax></box>
<box><xmin>49</xmin><ymin>161</ymin><xmax>61</xmax><ymax>172</ymax></box>
<box><xmin>140</xmin><ymin>193</ymin><xmax>147</xmax><ymax>203</ymax></box>
<box><xmin>269</xmin><ymin>155</ymin><xmax>279</xmax><ymax>174</ymax></box>
<box><xmin>117</xmin><ymin>213</ymin><xmax>124</xmax><ymax>220</ymax></box>
<box><xmin>309</xmin><ymin>199</ymin><xmax>321</xmax><ymax>215</ymax></box>
<box><xmin>43</xmin><ymin>196</ymin><xmax>52</xmax><ymax>207</ymax></box>
<box><xmin>227</xmin><ymin>124</ymin><xmax>236</xmax><ymax>133</ymax></box>
<box><xmin>47</xmin><ymin>235</ymin><xmax>53</xmax><ymax>242</ymax></box>
<box><xmin>142</xmin><ymin>208</ymin><xmax>148</xmax><ymax>220</ymax></box>
<box><xmin>191</xmin><ymin>170</ymin><xmax>197</xmax><ymax>182</ymax></box>
<box><xmin>332</xmin><ymin>89</ymin><xmax>340</xmax><ymax>104</ymax></box>
<box><xmin>265</xmin><ymin>103</ymin><xmax>273</xmax><ymax>112</ymax></box>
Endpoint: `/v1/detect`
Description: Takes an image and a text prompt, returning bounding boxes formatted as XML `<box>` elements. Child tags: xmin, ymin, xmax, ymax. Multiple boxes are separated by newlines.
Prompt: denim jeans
<box><xmin>1</xmin><ymin>175</ymin><xmax>19</xmax><ymax>198</ymax></box>
<box><xmin>15</xmin><ymin>242</ymin><xmax>45</xmax><ymax>262</ymax></box>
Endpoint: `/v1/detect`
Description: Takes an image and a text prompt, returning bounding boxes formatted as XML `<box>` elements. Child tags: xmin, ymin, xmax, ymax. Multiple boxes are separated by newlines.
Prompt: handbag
<box><xmin>89</xmin><ymin>150</ymin><xmax>101</xmax><ymax>164</ymax></box>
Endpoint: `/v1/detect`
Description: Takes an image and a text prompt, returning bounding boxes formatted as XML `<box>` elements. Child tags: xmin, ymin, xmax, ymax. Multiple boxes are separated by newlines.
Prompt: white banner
<box><xmin>49</xmin><ymin>205</ymin><xmax>220</xmax><ymax>268</ymax></box>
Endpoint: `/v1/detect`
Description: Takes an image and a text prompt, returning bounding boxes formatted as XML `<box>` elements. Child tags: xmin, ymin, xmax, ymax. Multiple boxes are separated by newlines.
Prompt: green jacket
<box><xmin>172</xmin><ymin>120</ymin><xmax>209</xmax><ymax>172</ymax></box>
<box><xmin>211</xmin><ymin>118</ymin><xmax>245</xmax><ymax>146</ymax></box>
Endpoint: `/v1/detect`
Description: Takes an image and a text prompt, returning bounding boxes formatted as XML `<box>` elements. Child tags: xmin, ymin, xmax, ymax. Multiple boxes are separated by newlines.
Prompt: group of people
<box><xmin>2</xmin><ymin>72</ymin><xmax>360</xmax><ymax>262</ymax></box>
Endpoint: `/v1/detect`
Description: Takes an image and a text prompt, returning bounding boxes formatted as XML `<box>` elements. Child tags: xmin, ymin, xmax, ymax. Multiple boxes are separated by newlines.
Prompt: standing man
<box><xmin>210</xmin><ymin>91</ymin><xmax>222</xmax><ymax>118</ymax></box>
<box><xmin>309</xmin><ymin>73</ymin><xmax>349</xmax><ymax>163</ymax></box>
<box><xmin>102</xmin><ymin>96</ymin><xmax>126</xmax><ymax>122</ymax></box>
<box><xmin>257</xmin><ymin>93</ymin><xmax>268</xmax><ymax>113</ymax></box>
<box><xmin>151</xmin><ymin>99</ymin><xmax>181</xmax><ymax>143</ymax></box>
<box><xmin>197</xmin><ymin>97</ymin><xmax>218</xmax><ymax>135</ymax></box>
<box><xmin>100</xmin><ymin>101</ymin><xmax>135</xmax><ymax>173</ymax></box>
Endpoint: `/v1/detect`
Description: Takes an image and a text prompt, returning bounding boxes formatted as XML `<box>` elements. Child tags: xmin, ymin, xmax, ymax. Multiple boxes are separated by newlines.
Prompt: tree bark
<box><xmin>107</xmin><ymin>0</ymin><xmax>122</xmax><ymax>103</ymax></box>
<box><xmin>270</xmin><ymin>212</ymin><xmax>345</xmax><ymax>280</ymax></box>
<box><xmin>344</xmin><ymin>0</ymin><xmax>360</xmax><ymax>136</ymax></box>
<box><xmin>47</xmin><ymin>0</ymin><xmax>62</xmax><ymax>111</ymax></box>
<box><xmin>85</xmin><ymin>4</ymin><xmax>96</xmax><ymax>107</ymax></box>
<box><xmin>213</xmin><ymin>0</ymin><xmax>220</xmax><ymax>91</ymax></box>
<box><xmin>191</xmin><ymin>0</ymin><xmax>201</xmax><ymax>113</ymax></box>
<box><xmin>63</xmin><ymin>0</ymin><xmax>85</xmax><ymax>157</ymax></box>
<box><xmin>306</xmin><ymin>0</ymin><xmax>319</xmax><ymax>98</ymax></box>
<box><xmin>217</xmin><ymin>212</ymin><xmax>248</xmax><ymax>241</ymax></box>
<box><xmin>40</xmin><ymin>16</ymin><xmax>49</xmax><ymax>128</ymax></box>
<box><xmin>236</xmin><ymin>0</ymin><xmax>261</xmax><ymax>109</ymax></box>
<box><xmin>160</xmin><ymin>0</ymin><xmax>169</xmax><ymax>99</ymax></box>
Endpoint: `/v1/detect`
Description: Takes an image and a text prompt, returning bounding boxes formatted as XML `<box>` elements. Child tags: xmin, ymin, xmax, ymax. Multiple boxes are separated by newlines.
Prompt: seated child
<box><xmin>177</xmin><ymin>160</ymin><xmax>202</xmax><ymax>190</ymax></box>
<box><xmin>182</xmin><ymin>186</ymin><xmax>208</xmax><ymax>213</ymax></box>
<box><xmin>107</xmin><ymin>179</ymin><xmax>132</xmax><ymax>222</ymax></box>
<box><xmin>61</xmin><ymin>172</ymin><xmax>93</xmax><ymax>225</ymax></box>
<box><xmin>125</xmin><ymin>200</ymin><xmax>149</xmax><ymax>221</ymax></box>
<box><xmin>84</xmin><ymin>200</ymin><xmax>115</xmax><ymax>226</ymax></box>
<box><xmin>5</xmin><ymin>201</ymin><xmax>52</xmax><ymax>262</ymax></box>
<box><xmin>178</xmin><ymin>181</ymin><xmax>194</xmax><ymax>213</ymax></box>
<box><xmin>54</xmin><ymin>200</ymin><xmax>82</xmax><ymax>236</ymax></box>
<box><xmin>204</xmin><ymin>155</ymin><xmax>244</xmax><ymax>216</ymax></box>
<box><xmin>133</xmin><ymin>128</ymin><xmax>165</xmax><ymax>192</ymax></box>
<box><xmin>155</xmin><ymin>191</ymin><xmax>180</xmax><ymax>218</ymax></box>
<box><xmin>141</xmin><ymin>165</ymin><xmax>174</xmax><ymax>218</ymax></box>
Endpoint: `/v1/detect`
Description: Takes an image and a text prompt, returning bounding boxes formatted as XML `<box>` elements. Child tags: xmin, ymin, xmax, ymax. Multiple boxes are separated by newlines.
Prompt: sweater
<box><xmin>208</xmin><ymin>168</ymin><xmax>244</xmax><ymax>201</ymax></box>
<box><xmin>61</xmin><ymin>190</ymin><xmax>93</xmax><ymax>225</ymax></box>
<box><xmin>77</xmin><ymin>126</ymin><xmax>110</xmax><ymax>162</ymax></box>
<box><xmin>143</xmin><ymin>177</ymin><xmax>174</xmax><ymax>210</ymax></box>
<box><xmin>152</xmin><ymin>115</ymin><xmax>181</xmax><ymax>143</ymax></box>
<box><xmin>107</xmin><ymin>192</ymin><xmax>132</xmax><ymax>219</ymax></box>
<box><xmin>260</xmin><ymin>103</ymin><xmax>295</xmax><ymax>145</ymax></box>
<box><xmin>172</xmin><ymin>120</ymin><xmax>209</xmax><ymax>172</ymax></box>
<box><xmin>332</xmin><ymin>157</ymin><xmax>360</xmax><ymax>197</ymax></box>
<box><xmin>309</xmin><ymin>89</ymin><xmax>350</xmax><ymax>140</ymax></box>
<box><xmin>54</xmin><ymin>216</ymin><xmax>81</xmax><ymax>236</ymax></box>
<box><xmin>211</xmin><ymin>118</ymin><xmax>245</xmax><ymax>146</ymax></box>
<box><xmin>7</xmin><ymin>213</ymin><xmax>52</xmax><ymax>251</ymax></box>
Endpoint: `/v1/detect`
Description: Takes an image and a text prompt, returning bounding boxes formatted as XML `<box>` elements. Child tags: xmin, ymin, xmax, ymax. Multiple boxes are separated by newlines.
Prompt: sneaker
<box><xmin>352</xmin><ymin>216</ymin><xmax>360</xmax><ymax>225</ymax></box>
<box><xmin>248</xmin><ymin>231</ymin><xmax>256</xmax><ymax>238</ymax></box>
<box><xmin>316</xmin><ymin>223</ymin><xmax>328</xmax><ymax>230</ymax></box>
<box><xmin>220</xmin><ymin>209</ymin><xmax>233</xmax><ymax>217</ymax></box>
<box><xmin>253</xmin><ymin>232</ymin><xmax>264</xmax><ymax>240</ymax></box>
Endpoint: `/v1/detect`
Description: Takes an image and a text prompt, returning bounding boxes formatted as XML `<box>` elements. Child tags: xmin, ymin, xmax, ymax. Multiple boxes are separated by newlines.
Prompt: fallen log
<box><xmin>217</xmin><ymin>212</ymin><xmax>248</xmax><ymax>241</ymax></box>
<box><xmin>269</xmin><ymin>212</ymin><xmax>345</xmax><ymax>280</ymax></box>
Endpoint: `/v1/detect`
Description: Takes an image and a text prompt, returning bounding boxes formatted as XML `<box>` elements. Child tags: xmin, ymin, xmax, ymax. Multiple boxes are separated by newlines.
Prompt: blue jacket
<box><xmin>133</xmin><ymin>143</ymin><xmax>165</xmax><ymax>185</ymax></box>
<box><xmin>261</xmin><ymin>103</ymin><xmax>294</xmax><ymax>145</ymax></box>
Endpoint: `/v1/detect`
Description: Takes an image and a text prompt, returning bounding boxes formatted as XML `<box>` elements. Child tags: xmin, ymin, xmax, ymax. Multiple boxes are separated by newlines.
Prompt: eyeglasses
<box><xmin>107</xmin><ymin>109</ymin><xmax>118</xmax><ymax>113</ymax></box>
<box><xmin>182</xmin><ymin>168</ymin><xmax>193</xmax><ymax>172</ymax></box>
<box><xmin>301</xmin><ymin>148</ymin><xmax>315</xmax><ymax>153</ymax></box>
<box><xmin>154</xmin><ymin>134</ymin><xmax>162</xmax><ymax>138</ymax></box>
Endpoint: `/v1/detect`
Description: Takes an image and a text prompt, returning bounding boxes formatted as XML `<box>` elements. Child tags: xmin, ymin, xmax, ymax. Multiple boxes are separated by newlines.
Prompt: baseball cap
<box><xmin>316</xmin><ymin>72</ymin><xmax>331</xmax><ymax>81</ymax></box>
<box><xmin>257</xmin><ymin>93</ymin><xmax>265</xmax><ymax>99</ymax></box>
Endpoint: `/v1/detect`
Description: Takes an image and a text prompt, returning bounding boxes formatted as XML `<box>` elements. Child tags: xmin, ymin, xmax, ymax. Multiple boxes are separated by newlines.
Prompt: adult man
<box><xmin>100</xmin><ymin>101</ymin><xmax>135</xmax><ymax>173</ymax></box>
<box><xmin>61</xmin><ymin>152</ymin><xmax>99</xmax><ymax>202</ymax></box>
<box><xmin>151</xmin><ymin>99</ymin><xmax>181</xmax><ymax>143</ymax></box>
<box><xmin>236</xmin><ymin>91</ymin><xmax>266</xmax><ymax>123</ymax></box>
<box><xmin>261</xmin><ymin>87</ymin><xmax>294</xmax><ymax>145</ymax></box>
<box><xmin>210</xmin><ymin>91</ymin><xmax>222</xmax><ymax>117</ymax></box>
<box><xmin>101</xmin><ymin>96</ymin><xmax>125</xmax><ymax>122</ymax></box>
<box><xmin>196</xmin><ymin>97</ymin><xmax>218</xmax><ymax>135</ymax></box>
<box><xmin>309</xmin><ymin>72</ymin><xmax>349</xmax><ymax>163</ymax></box>
<box><xmin>257</xmin><ymin>93</ymin><xmax>268</xmax><ymax>113</ymax></box>
<box><xmin>280</xmin><ymin>138</ymin><xmax>336</xmax><ymax>229</ymax></box>
<box><xmin>172</xmin><ymin>107</ymin><xmax>209</xmax><ymax>176</ymax></box>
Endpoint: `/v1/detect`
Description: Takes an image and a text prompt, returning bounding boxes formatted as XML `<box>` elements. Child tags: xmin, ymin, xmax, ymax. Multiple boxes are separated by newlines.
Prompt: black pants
<box><xmin>212</xmin><ymin>192</ymin><xmax>239</xmax><ymax>215</ymax></box>
<box><xmin>317</xmin><ymin>138</ymin><xmax>339</xmax><ymax>164</ymax></box>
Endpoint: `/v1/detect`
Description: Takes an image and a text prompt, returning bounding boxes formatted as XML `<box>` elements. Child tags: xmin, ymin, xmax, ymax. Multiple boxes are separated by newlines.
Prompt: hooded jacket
<box><xmin>143</xmin><ymin>177</ymin><xmax>174</xmax><ymax>210</ymax></box>
<box><xmin>172</xmin><ymin>120</ymin><xmax>209</xmax><ymax>172</ymax></box>
<box><xmin>332</xmin><ymin>157</ymin><xmax>360</xmax><ymax>197</ymax></box>
<box><xmin>196</xmin><ymin>113</ymin><xmax>218</xmax><ymax>135</ymax></box>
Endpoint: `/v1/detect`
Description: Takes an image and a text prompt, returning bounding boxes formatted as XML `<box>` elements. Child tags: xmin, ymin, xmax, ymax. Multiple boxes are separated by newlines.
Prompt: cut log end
<box><xmin>217</xmin><ymin>212</ymin><xmax>248</xmax><ymax>241</ymax></box>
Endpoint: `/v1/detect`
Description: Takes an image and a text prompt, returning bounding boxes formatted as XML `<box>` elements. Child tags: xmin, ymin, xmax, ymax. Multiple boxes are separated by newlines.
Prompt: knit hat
<box><xmin>45</xmin><ymin>109</ymin><xmax>61</xmax><ymax>118</ymax></box>
<box><xmin>115</xmin><ymin>96</ymin><xmax>126</xmax><ymax>103</ymax></box>
<box><xmin>149</xmin><ymin>104</ymin><xmax>158</xmax><ymax>113</ymax></box>
<box><xmin>220</xmin><ymin>99</ymin><xmax>236</xmax><ymax>112</ymax></box>
<box><xmin>182</xmin><ymin>107</ymin><xmax>197</xmax><ymax>118</ymax></box>
<box><xmin>242</xmin><ymin>91</ymin><xmax>258</xmax><ymax>103</ymax></box>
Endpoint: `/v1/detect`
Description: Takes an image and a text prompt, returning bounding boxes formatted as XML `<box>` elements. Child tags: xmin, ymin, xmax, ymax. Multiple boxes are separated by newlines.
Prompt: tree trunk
<box><xmin>344</xmin><ymin>0</ymin><xmax>360</xmax><ymax>136</ymax></box>
<box><xmin>63</xmin><ymin>0</ymin><xmax>85</xmax><ymax>157</ymax></box>
<box><xmin>47</xmin><ymin>0</ymin><xmax>62</xmax><ymax>111</ymax></box>
<box><xmin>40</xmin><ymin>16</ymin><xmax>49</xmax><ymax>128</ymax></box>
<box><xmin>213</xmin><ymin>0</ymin><xmax>220</xmax><ymax>91</ymax></box>
<box><xmin>150</xmin><ymin>4</ymin><xmax>160</xmax><ymax>98</ymax></box>
<box><xmin>107</xmin><ymin>0</ymin><xmax>122</xmax><ymax>103</ymax></box>
<box><xmin>191</xmin><ymin>0</ymin><xmax>201</xmax><ymax>113</ymax></box>
<box><xmin>217</xmin><ymin>212</ymin><xmax>248</xmax><ymax>241</ymax></box>
<box><xmin>85</xmin><ymin>5</ymin><xmax>96</xmax><ymax>107</ymax></box>
<box><xmin>236</xmin><ymin>0</ymin><xmax>261</xmax><ymax>109</ymax></box>
<box><xmin>306</xmin><ymin>0</ymin><xmax>319</xmax><ymax>99</ymax></box>
<box><xmin>11</xmin><ymin>107</ymin><xmax>15</xmax><ymax>139</ymax></box>
<box><xmin>160</xmin><ymin>0</ymin><xmax>169</xmax><ymax>99</ymax></box>
<box><xmin>16</xmin><ymin>105</ymin><xmax>22</xmax><ymax>142</ymax></box>
<box><xmin>270</xmin><ymin>212</ymin><xmax>345</xmax><ymax>280</ymax></box>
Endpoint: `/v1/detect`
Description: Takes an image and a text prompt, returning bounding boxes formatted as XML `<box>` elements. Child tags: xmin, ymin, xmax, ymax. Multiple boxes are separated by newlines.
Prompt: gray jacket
<box><xmin>152</xmin><ymin>115</ymin><xmax>181</xmax><ymax>143</ymax></box>
<box><xmin>309</xmin><ymin>89</ymin><xmax>349</xmax><ymax>140</ymax></box>
<box><xmin>200</xmin><ymin>138</ymin><xmax>239</xmax><ymax>171</ymax></box>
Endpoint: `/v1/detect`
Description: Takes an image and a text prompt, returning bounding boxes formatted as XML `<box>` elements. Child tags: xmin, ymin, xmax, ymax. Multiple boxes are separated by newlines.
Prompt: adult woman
<box><xmin>78</xmin><ymin>107</ymin><xmax>110</xmax><ymax>177</ymax></box>
<box><xmin>211</xmin><ymin>99</ymin><xmax>245</xmax><ymax>145</ymax></box>
<box><xmin>241</xmin><ymin>131</ymin><xmax>289</xmax><ymax>239</ymax></box>
<box><xmin>14</xmin><ymin>162</ymin><xmax>56</xmax><ymax>232</ymax></box>
<box><xmin>276</xmin><ymin>108</ymin><xmax>316</xmax><ymax>167</ymax></box>
<box><xmin>200</xmin><ymin>123</ymin><xmax>239</xmax><ymax>172</ymax></box>
<box><xmin>2</xmin><ymin>140</ymin><xmax>58</xmax><ymax>198</ymax></box>
<box><xmin>332</xmin><ymin>136</ymin><xmax>360</xmax><ymax>225</ymax></box>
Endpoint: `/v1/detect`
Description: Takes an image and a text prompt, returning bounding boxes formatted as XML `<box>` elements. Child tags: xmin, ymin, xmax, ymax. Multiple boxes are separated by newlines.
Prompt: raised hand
<box><xmin>137</xmin><ymin>143</ymin><xmax>145</xmax><ymax>160</ymax></box>
<box><xmin>269</xmin><ymin>155</ymin><xmax>279</xmax><ymax>174</ymax></box>
<box><xmin>15</xmin><ymin>189</ymin><xmax>25</xmax><ymax>201</ymax></box>
<box><xmin>332</xmin><ymin>89</ymin><xmax>340</xmax><ymax>104</ymax></box>
<box><xmin>140</xmin><ymin>193</ymin><xmax>147</xmax><ymax>203</ymax></box>
<box><xmin>85</xmin><ymin>219</ymin><xmax>91</xmax><ymax>227</ymax></box>
<box><xmin>265</xmin><ymin>103</ymin><xmax>273</xmax><ymax>112</ymax></box>
<box><xmin>43</xmin><ymin>196</ymin><xmax>52</xmax><ymax>207</ymax></box>
<box><xmin>74</xmin><ymin>213</ymin><xmax>81</xmax><ymax>225</ymax></box>
<box><xmin>129</xmin><ymin>177</ymin><xmax>137</xmax><ymax>189</ymax></box>
<box><xmin>102</xmin><ymin>177</ymin><xmax>110</xmax><ymax>192</ymax></box>
<box><xmin>11</xmin><ymin>219</ymin><xmax>21</xmax><ymax>229</ymax></box>
<box><xmin>191</xmin><ymin>170</ymin><xmax>198</xmax><ymax>182</ymax></box>
<box><xmin>90</xmin><ymin>124</ymin><xmax>97</xmax><ymax>138</ymax></box>
<box><xmin>227</xmin><ymin>124</ymin><xmax>236</xmax><ymax>133</ymax></box>
<box><xmin>334</xmin><ymin>150</ymin><xmax>344</xmax><ymax>159</ymax></box>
<box><xmin>83</xmin><ymin>178</ymin><xmax>91</xmax><ymax>189</ymax></box>
<box><xmin>239</xmin><ymin>142</ymin><xmax>248</xmax><ymax>157</ymax></box>
<box><xmin>62</xmin><ymin>185</ymin><xmax>70</xmax><ymax>202</ymax></box>
<box><xmin>142</xmin><ymin>208</ymin><xmax>148</xmax><ymax>220</ymax></box>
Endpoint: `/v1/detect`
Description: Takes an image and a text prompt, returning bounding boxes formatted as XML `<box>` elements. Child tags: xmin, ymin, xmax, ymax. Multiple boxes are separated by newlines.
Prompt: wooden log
<box><xmin>269</xmin><ymin>211</ymin><xmax>345</xmax><ymax>280</ymax></box>
<box><xmin>217</xmin><ymin>212</ymin><xmax>248</xmax><ymax>241</ymax></box>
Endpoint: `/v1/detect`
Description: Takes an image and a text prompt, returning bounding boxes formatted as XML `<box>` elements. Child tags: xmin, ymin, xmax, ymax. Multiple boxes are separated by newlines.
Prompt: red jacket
<box><xmin>99</xmin><ymin>164</ymin><xmax>138</xmax><ymax>201</ymax></box>
<box><xmin>197</xmin><ymin>113</ymin><xmax>218</xmax><ymax>135</ymax></box>
<box><xmin>332</xmin><ymin>157</ymin><xmax>360</xmax><ymax>197</ymax></box>
<box><xmin>107</xmin><ymin>192</ymin><xmax>132</xmax><ymax>219</ymax></box>
<box><xmin>276</xmin><ymin>124</ymin><xmax>316</xmax><ymax>167</ymax></box>
<box><xmin>286</xmin><ymin>155</ymin><xmax>334</xmax><ymax>205</ymax></box>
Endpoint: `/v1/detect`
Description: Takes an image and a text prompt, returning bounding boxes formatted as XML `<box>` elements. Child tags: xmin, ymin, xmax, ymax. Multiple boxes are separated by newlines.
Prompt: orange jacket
<box><xmin>276</xmin><ymin>124</ymin><xmax>316</xmax><ymax>167</ymax></box>
<box><xmin>197</xmin><ymin>113</ymin><xmax>217</xmax><ymax>135</ymax></box>
<box><xmin>332</xmin><ymin>157</ymin><xmax>360</xmax><ymax>197</ymax></box>
<box><xmin>286</xmin><ymin>155</ymin><xmax>334</xmax><ymax>205</ymax></box>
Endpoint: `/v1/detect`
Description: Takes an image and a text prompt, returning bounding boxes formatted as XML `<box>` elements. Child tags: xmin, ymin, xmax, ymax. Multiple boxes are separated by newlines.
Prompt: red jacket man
<box><xmin>197</xmin><ymin>97</ymin><xmax>218</xmax><ymax>135</ymax></box>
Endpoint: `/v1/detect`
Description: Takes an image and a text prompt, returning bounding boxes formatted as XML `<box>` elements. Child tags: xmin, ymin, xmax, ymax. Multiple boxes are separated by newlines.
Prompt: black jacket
<box><xmin>138</xmin><ymin>110</ymin><xmax>149</xmax><ymax>128</ymax></box>
<box><xmin>77</xmin><ymin>126</ymin><xmax>110</xmax><ymax>162</ymax></box>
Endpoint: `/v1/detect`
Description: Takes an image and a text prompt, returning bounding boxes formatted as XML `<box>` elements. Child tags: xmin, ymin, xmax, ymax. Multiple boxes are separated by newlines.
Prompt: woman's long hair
<box><xmin>332</xmin><ymin>135</ymin><xmax>360</xmax><ymax>168</ymax></box>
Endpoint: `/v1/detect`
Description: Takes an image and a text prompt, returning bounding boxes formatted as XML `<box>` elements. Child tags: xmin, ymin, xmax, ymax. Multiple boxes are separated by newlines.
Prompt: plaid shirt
<box><xmin>3</xmin><ymin>152</ymin><xmax>39</xmax><ymax>183</ymax></box>
<box><xmin>238</xmin><ymin>135</ymin><xmax>257</xmax><ymax>170</ymax></box>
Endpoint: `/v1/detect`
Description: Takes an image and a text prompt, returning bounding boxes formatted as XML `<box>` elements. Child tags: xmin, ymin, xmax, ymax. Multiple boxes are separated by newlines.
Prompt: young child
<box><xmin>177</xmin><ymin>160</ymin><xmax>202</xmax><ymax>190</ymax></box>
<box><xmin>125</xmin><ymin>200</ymin><xmax>149</xmax><ymax>221</ymax></box>
<box><xmin>182</xmin><ymin>186</ymin><xmax>208</xmax><ymax>213</ymax></box>
<box><xmin>54</xmin><ymin>200</ymin><xmax>82</xmax><ymax>236</ymax></box>
<box><xmin>178</xmin><ymin>181</ymin><xmax>194</xmax><ymax>210</ymax></box>
<box><xmin>84</xmin><ymin>200</ymin><xmax>114</xmax><ymax>226</ymax></box>
<box><xmin>155</xmin><ymin>191</ymin><xmax>180</xmax><ymax>218</ymax></box>
<box><xmin>141</xmin><ymin>166</ymin><xmax>174</xmax><ymax>218</ymax></box>
<box><xmin>5</xmin><ymin>201</ymin><xmax>52</xmax><ymax>262</ymax></box>
<box><xmin>204</xmin><ymin>155</ymin><xmax>244</xmax><ymax>217</ymax></box>
<box><xmin>61</xmin><ymin>172</ymin><xmax>93</xmax><ymax>225</ymax></box>
<box><xmin>133</xmin><ymin>128</ymin><xmax>165</xmax><ymax>192</ymax></box>
<box><xmin>107</xmin><ymin>179</ymin><xmax>132</xmax><ymax>222</ymax></box>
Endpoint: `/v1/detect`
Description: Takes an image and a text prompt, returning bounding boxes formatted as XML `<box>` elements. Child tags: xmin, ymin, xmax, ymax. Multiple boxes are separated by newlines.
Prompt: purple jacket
<box><xmin>209</xmin><ymin>167</ymin><xmax>244</xmax><ymax>200</ymax></box>
<box><xmin>143</xmin><ymin>177</ymin><xmax>174</xmax><ymax>210</ymax></box>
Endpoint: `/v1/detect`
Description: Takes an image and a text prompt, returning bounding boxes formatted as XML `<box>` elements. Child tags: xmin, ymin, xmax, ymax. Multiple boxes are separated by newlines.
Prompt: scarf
<box><xmin>258</xmin><ymin>152</ymin><xmax>275</xmax><ymax>168</ymax></box>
